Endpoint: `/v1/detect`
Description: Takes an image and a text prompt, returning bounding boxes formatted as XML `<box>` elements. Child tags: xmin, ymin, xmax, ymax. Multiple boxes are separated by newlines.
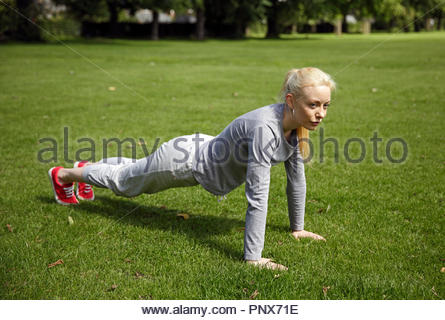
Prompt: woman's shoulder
<box><xmin>237</xmin><ymin>103</ymin><xmax>283</xmax><ymax>124</ymax></box>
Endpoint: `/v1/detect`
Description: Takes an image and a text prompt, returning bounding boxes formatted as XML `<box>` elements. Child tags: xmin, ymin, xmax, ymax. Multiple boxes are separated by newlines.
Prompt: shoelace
<box><xmin>63</xmin><ymin>186</ymin><xmax>74</xmax><ymax>198</ymax></box>
<box><xmin>83</xmin><ymin>184</ymin><xmax>92</xmax><ymax>193</ymax></box>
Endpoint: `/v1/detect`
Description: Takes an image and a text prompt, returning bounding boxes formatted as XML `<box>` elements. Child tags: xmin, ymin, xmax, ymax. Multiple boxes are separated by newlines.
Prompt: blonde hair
<box><xmin>280</xmin><ymin>67</ymin><xmax>336</xmax><ymax>158</ymax></box>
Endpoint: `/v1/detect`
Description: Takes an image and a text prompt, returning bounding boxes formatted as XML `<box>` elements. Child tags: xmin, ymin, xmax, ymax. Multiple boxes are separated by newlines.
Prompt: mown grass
<box><xmin>0</xmin><ymin>32</ymin><xmax>444</xmax><ymax>299</ymax></box>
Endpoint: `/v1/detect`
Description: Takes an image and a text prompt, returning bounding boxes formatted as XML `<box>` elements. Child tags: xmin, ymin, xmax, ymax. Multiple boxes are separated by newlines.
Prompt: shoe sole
<box><xmin>74</xmin><ymin>161</ymin><xmax>95</xmax><ymax>201</ymax></box>
<box><xmin>48</xmin><ymin>167</ymin><xmax>78</xmax><ymax>206</ymax></box>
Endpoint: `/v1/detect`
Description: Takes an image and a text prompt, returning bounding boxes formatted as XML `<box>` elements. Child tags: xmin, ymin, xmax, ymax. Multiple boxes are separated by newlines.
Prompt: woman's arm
<box><xmin>284</xmin><ymin>148</ymin><xmax>306</xmax><ymax>231</ymax></box>
<box><xmin>285</xmin><ymin>147</ymin><xmax>325</xmax><ymax>241</ymax></box>
<box><xmin>243</xmin><ymin>126</ymin><xmax>276</xmax><ymax>261</ymax></box>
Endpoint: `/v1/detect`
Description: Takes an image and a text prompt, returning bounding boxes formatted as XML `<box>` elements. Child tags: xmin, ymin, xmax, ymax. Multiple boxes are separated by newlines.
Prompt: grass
<box><xmin>0</xmin><ymin>32</ymin><xmax>444</xmax><ymax>299</ymax></box>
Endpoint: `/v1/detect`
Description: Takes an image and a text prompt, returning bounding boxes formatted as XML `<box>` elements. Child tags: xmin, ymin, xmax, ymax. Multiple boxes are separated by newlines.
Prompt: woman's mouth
<box><xmin>310</xmin><ymin>121</ymin><xmax>320</xmax><ymax>126</ymax></box>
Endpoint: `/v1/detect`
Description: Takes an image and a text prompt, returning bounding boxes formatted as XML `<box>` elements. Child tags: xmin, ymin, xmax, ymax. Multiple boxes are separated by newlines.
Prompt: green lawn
<box><xmin>0</xmin><ymin>32</ymin><xmax>444</xmax><ymax>299</ymax></box>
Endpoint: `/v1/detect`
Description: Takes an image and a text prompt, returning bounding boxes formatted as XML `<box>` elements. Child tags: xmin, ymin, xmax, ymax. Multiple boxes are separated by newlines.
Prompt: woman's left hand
<box><xmin>291</xmin><ymin>230</ymin><xmax>326</xmax><ymax>241</ymax></box>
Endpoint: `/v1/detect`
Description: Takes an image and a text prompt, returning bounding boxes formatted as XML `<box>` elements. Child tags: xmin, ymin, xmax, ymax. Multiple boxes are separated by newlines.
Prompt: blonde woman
<box><xmin>48</xmin><ymin>67</ymin><xmax>336</xmax><ymax>271</ymax></box>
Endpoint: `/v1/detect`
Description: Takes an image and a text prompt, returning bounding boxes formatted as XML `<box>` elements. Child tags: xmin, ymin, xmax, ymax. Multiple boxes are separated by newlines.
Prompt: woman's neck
<box><xmin>282</xmin><ymin>103</ymin><xmax>299</xmax><ymax>136</ymax></box>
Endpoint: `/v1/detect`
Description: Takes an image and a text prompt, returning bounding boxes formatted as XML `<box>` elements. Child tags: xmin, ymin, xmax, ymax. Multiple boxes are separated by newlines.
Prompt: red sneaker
<box><xmin>74</xmin><ymin>161</ymin><xmax>95</xmax><ymax>201</ymax></box>
<box><xmin>48</xmin><ymin>167</ymin><xmax>79</xmax><ymax>205</ymax></box>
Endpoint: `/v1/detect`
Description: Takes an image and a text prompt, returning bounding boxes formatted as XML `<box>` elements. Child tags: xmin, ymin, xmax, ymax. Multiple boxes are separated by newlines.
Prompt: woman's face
<box><xmin>287</xmin><ymin>85</ymin><xmax>331</xmax><ymax>130</ymax></box>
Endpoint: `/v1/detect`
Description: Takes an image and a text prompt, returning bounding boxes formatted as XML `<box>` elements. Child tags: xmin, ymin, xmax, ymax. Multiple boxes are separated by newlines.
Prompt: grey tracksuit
<box><xmin>83</xmin><ymin>103</ymin><xmax>306</xmax><ymax>260</ymax></box>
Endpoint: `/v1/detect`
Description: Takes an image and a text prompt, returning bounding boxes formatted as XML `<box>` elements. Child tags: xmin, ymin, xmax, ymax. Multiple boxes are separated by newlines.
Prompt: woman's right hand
<box><xmin>291</xmin><ymin>230</ymin><xmax>326</xmax><ymax>241</ymax></box>
<box><xmin>246</xmin><ymin>258</ymin><xmax>288</xmax><ymax>271</ymax></box>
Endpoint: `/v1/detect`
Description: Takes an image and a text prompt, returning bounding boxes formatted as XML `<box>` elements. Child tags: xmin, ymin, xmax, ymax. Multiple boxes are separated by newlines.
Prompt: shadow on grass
<box><xmin>38</xmin><ymin>194</ymin><xmax>245</xmax><ymax>261</ymax></box>
<box><xmin>3</xmin><ymin>35</ymin><xmax>323</xmax><ymax>48</ymax></box>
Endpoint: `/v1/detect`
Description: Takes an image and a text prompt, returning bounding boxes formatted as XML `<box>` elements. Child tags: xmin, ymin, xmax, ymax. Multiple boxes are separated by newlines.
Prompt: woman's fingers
<box><xmin>292</xmin><ymin>230</ymin><xmax>326</xmax><ymax>241</ymax></box>
<box><xmin>313</xmin><ymin>233</ymin><xmax>326</xmax><ymax>241</ymax></box>
<box><xmin>246</xmin><ymin>258</ymin><xmax>288</xmax><ymax>271</ymax></box>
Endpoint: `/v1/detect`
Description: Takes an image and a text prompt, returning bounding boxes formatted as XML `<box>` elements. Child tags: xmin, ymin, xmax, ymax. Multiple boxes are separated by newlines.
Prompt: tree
<box><xmin>53</xmin><ymin>0</ymin><xmax>108</xmax><ymax>23</ymax></box>
<box><xmin>265</xmin><ymin>0</ymin><xmax>316</xmax><ymax>38</ymax></box>
<box><xmin>7</xmin><ymin>0</ymin><xmax>44</xmax><ymax>41</ymax></box>
<box><xmin>232</xmin><ymin>0</ymin><xmax>267</xmax><ymax>38</ymax></box>
<box><xmin>405</xmin><ymin>0</ymin><xmax>445</xmax><ymax>31</ymax></box>
<box><xmin>105</xmin><ymin>0</ymin><xmax>139</xmax><ymax>37</ymax></box>
<box><xmin>140</xmin><ymin>0</ymin><xmax>181</xmax><ymax>40</ymax></box>
<box><xmin>55</xmin><ymin>0</ymin><xmax>138</xmax><ymax>37</ymax></box>
<box><xmin>191</xmin><ymin>0</ymin><xmax>205</xmax><ymax>40</ymax></box>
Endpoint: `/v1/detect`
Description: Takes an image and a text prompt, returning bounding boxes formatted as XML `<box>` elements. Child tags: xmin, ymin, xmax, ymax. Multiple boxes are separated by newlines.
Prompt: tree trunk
<box><xmin>196</xmin><ymin>7</ymin><xmax>205</xmax><ymax>40</ymax></box>
<box><xmin>334</xmin><ymin>18</ymin><xmax>342</xmax><ymax>35</ymax></box>
<box><xmin>425</xmin><ymin>18</ymin><xmax>434</xmax><ymax>31</ymax></box>
<box><xmin>266</xmin><ymin>0</ymin><xmax>279</xmax><ymax>38</ymax></box>
<box><xmin>362</xmin><ymin>18</ymin><xmax>371</xmax><ymax>34</ymax></box>
<box><xmin>151</xmin><ymin>9</ymin><xmax>159</xmax><ymax>40</ymax></box>
<box><xmin>437</xmin><ymin>9</ymin><xmax>443</xmax><ymax>30</ymax></box>
<box><xmin>311</xmin><ymin>24</ymin><xmax>316</xmax><ymax>33</ymax></box>
<box><xmin>107</xmin><ymin>3</ymin><xmax>119</xmax><ymax>38</ymax></box>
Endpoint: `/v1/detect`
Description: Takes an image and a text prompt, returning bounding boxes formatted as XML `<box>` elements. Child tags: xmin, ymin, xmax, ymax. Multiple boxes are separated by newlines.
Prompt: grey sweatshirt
<box><xmin>192</xmin><ymin>103</ymin><xmax>306</xmax><ymax>260</ymax></box>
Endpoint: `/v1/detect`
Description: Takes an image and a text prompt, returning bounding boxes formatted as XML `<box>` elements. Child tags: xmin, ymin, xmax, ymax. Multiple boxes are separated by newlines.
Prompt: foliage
<box><xmin>0</xmin><ymin>0</ymin><xmax>15</xmax><ymax>37</ymax></box>
<box><xmin>53</xmin><ymin>0</ymin><xmax>109</xmax><ymax>22</ymax></box>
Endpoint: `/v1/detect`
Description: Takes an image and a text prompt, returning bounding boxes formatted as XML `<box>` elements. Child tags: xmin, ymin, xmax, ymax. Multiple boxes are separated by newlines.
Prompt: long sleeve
<box><xmin>243</xmin><ymin>126</ymin><xmax>276</xmax><ymax>260</ymax></box>
<box><xmin>284</xmin><ymin>145</ymin><xmax>306</xmax><ymax>231</ymax></box>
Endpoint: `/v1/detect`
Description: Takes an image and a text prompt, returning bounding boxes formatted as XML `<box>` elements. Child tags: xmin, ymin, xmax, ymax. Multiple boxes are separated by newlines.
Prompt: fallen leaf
<box><xmin>277</xmin><ymin>240</ymin><xmax>283</xmax><ymax>245</ymax></box>
<box><xmin>176</xmin><ymin>213</ymin><xmax>190</xmax><ymax>220</ymax></box>
<box><xmin>242</xmin><ymin>288</ymin><xmax>248</xmax><ymax>294</ymax></box>
<box><xmin>326</xmin><ymin>204</ymin><xmax>331</xmax><ymax>213</ymax></box>
<box><xmin>48</xmin><ymin>259</ymin><xmax>63</xmax><ymax>268</ymax></box>
<box><xmin>111</xmin><ymin>284</ymin><xmax>118</xmax><ymax>291</ymax></box>
<box><xmin>6</xmin><ymin>224</ymin><xmax>13</xmax><ymax>232</ymax></box>
<box><xmin>249</xmin><ymin>280</ymin><xmax>255</xmax><ymax>285</ymax></box>
<box><xmin>108</xmin><ymin>86</ymin><xmax>116</xmax><ymax>91</ymax></box>
<box><xmin>68</xmin><ymin>216</ymin><xmax>74</xmax><ymax>225</ymax></box>
<box><xmin>124</xmin><ymin>258</ymin><xmax>132</xmax><ymax>263</ymax></box>
<box><xmin>440</xmin><ymin>267</ymin><xmax>445</xmax><ymax>273</ymax></box>
<box><xmin>249</xmin><ymin>289</ymin><xmax>259</xmax><ymax>300</ymax></box>
<box><xmin>134</xmin><ymin>271</ymin><xmax>145</xmax><ymax>279</ymax></box>
<box><xmin>308</xmin><ymin>199</ymin><xmax>318</xmax><ymax>203</ymax></box>
<box><xmin>317</xmin><ymin>208</ymin><xmax>324</xmax><ymax>213</ymax></box>
<box><xmin>431</xmin><ymin>286</ymin><xmax>438</xmax><ymax>297</ymax></box>
<box><xmin>323</xmin><ymin>286</ymin><xmax>331</xmax><ymax>297</ymax></box>
<box><xmin>371</xmin><ymin>88</ymin><xmax>378</xmax><ymax>93</ymax></box>
<box><xmin>274</xmin><ymin>274</ymin><xmax>280</xmax><ymax>279</ymax></box>
<box><xmin>233</xmin><ymin>92</ymin><xmax>239</xmax><ymax>97</ymax></box>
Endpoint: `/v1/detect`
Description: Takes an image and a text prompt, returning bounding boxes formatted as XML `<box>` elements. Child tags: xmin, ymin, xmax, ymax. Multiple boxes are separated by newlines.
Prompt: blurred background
<box><xmin>1</xmin><ymin>0</ymin><xmax>444</xmax><ymax>42</ymax></box>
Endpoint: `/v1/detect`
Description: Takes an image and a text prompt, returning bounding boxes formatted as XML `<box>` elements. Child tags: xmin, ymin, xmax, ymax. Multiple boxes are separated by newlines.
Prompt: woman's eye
<box><xmin>324</xmin><ymin>104</ymin><xmax>330</xmax><ymax>108</ymax></box>
<box><xmin>310</xmin><ymin>103</ymin><xmax>317</xmax><ymax>108</ymax></box>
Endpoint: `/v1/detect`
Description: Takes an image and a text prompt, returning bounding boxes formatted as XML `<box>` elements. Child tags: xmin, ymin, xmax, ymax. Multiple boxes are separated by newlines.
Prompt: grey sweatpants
<box><xmin>82</xmin><ymin>134</ymin><xmax>214</xmax><ymax>197</ymax></box>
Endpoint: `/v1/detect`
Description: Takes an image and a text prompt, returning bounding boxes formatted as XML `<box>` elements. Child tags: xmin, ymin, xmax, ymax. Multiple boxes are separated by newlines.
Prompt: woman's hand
<box><xmin>291</xmin><ymin>230</ymin><xmax>326</xmax><ymax>241</ymax></box>
<box><xmin>246</xmin><ymin>258</ymin><xmax>288</xmax><ymax>271</ymax></box>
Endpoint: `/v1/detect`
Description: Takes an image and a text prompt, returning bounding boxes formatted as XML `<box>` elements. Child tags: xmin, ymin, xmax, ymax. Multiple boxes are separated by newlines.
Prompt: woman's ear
<box><xmin>285</xmin><ymin>93</ymin><xmax>294</xmax><ymax>109</ymax></box>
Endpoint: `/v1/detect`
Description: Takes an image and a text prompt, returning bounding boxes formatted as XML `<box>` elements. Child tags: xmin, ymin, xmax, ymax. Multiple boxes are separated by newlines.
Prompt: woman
<box><xmin>48</xmin><ymin>67</ymin><xmax>336</xmax><ymax>271</ymax></box>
